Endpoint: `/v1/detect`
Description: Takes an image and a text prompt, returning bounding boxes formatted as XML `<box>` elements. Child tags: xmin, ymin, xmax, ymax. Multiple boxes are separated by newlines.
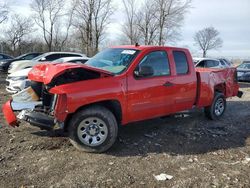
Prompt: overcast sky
<box><xmin>11</xmin><ymin>0</ymin><xmax>250</xmax><ymax>58</ymax></box>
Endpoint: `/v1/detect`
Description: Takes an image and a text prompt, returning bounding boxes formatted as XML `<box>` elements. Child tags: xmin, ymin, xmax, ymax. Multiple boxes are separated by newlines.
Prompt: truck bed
<box><xmin>195</xmin><ymin>67</ymin><xmax>239</xmax><ymax>107</ymax></box>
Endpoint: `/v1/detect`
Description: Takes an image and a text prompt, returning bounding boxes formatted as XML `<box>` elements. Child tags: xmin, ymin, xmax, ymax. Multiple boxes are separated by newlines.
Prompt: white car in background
<box><xmin>8</xmin><ymin>52</ymin><xmax>86</xmax><ymax>74</ymax></box>
<box><xmin>194</xmin><ymin>58</ymin><xmax>229</xmax><ymax>68</ymax></box>
<box><xmin>52</xmin><ymin>56</ymin><xmax>90</xmax><ymax>64</ymax></box>
<box><xmin>6</xmin><ymin>56</ymin><xmax>90</xmax><ymax>94</ymax></box>
<box><xmin>6</xmin><ymin>68</ymin><xmax>32</xmax><ymax>94</ymax></box>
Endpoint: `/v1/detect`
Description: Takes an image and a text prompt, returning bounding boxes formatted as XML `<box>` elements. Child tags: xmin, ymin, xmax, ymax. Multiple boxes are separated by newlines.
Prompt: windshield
<box><xmin>15</xmin><ymin>54</ymin><xmax>27</xmax><ymax>60</ymax></box>
<box><xmin>85</xmin><ymin>48</ymin><xmax>139</xmax><ymax>74</ymax></box>
<box><xmin>238</xmin><ymin>63</ymin><xmax>250</xmax><ymax>69</ymax></box>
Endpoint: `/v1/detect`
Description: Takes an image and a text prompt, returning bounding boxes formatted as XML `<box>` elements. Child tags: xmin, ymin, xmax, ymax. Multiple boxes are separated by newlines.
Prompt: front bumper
<box><xmin>2</xmin><ymin>100</ymin><xmax>18</xmax><ymax>127</ymax></box>
<box><xmin>2</xmin><ymin>100</ymin><xmax>59</xmax><ymax>130</ymax></box>
<box><xmin>2</xmin><ymin>100</ymin><xmax>42</xmax><ymax>127</ymax></box>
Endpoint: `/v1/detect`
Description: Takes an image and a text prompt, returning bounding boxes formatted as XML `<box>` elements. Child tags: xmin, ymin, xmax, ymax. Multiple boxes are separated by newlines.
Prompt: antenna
<box><xmin>135</xmin><ymin>43</ymin><xmax>140</xmax><ymax>47</ymax></box>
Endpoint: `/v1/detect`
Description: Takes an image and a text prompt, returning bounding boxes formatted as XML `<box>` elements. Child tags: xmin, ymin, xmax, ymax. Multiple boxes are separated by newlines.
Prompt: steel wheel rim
<box><xmin>77</xmin><ymin>117</ymin><xmax>108</xmax><ymax>147</ymax></box>
<box><xmin>215</xmin><ymin>98</ymin><xmax>225</xmax><ymax>116</ymax></box>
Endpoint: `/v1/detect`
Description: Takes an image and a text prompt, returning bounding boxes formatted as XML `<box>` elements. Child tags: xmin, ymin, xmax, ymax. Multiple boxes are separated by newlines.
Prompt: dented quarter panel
<box><xmin>195</xmin><ymin>67</ymin><xmax>239</xmax><ymax>107</ymax></box>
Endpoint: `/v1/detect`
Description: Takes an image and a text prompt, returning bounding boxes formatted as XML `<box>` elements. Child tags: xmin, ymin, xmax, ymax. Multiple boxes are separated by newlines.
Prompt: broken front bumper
<box><xmin>2</xmin><ymin>100</ymin><xmax>43</xmax><ymax>127</ymax></box>
<box><xmin>2</xmin><ymin>100</ymin><xmax>18</xmax><ymax>127</ymax></box>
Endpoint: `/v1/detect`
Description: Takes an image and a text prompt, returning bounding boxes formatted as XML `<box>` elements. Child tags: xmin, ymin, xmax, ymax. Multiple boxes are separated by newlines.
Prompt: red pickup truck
<box><xmin>2</xmin><ymin>45</ymin><xmax>242</xmax><ymax>153</ymax></box>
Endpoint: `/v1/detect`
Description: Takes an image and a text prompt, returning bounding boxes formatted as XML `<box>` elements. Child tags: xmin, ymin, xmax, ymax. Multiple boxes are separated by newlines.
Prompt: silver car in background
<box><xmin>194</xmin><ymin>58</ymin><xmax>230</xmax><ymax>68</ymax></box>
<box><xmin>6</xmin><ymin>56</ymin><xmax>90</xmax><ymax>94</ymax></box>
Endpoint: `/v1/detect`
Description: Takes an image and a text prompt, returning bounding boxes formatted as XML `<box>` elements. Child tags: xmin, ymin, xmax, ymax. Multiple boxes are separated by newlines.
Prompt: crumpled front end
<box><xmin>2</xmin><ymin>85</ymin><xmax>58</xmax><ymax>130</ymax></box>
<box><xmin>2</xmin><ymin>63</ymin><xmax>111</xmax><ymax>129</ymax></box>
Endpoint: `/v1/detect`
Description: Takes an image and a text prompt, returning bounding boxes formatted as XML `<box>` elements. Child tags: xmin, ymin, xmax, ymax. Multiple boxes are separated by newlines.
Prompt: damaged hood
<box><xmin>28</xmin><ymin>62</ymin><xmax>113</xmax><ymax>85</ymax></box>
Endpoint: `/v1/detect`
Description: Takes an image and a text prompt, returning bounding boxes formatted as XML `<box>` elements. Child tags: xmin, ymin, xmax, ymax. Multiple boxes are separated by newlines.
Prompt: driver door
<box><xmin>126</xmin><ymin>50</ymin><xmax>175</xmax><ymax>122</ymax></box>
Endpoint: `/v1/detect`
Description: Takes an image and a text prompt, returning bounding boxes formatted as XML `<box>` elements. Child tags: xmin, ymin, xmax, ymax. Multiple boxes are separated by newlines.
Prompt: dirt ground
<box><xmin>0</xmin><ymin>73</ymin><xmax>249</xmax><ymax>188</ymax></box>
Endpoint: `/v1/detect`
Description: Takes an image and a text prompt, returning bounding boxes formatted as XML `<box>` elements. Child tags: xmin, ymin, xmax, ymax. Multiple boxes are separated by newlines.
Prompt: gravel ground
<box><xmin>0</xmin><ymin>73</ymin><xmax>249</xmax><ymax>188</ymax></box>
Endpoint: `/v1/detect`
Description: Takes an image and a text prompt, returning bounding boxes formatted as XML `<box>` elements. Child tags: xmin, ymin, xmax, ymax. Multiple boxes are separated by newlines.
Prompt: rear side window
<box><xmin>205</xmin><ymin>60</ymin><xmax>219</xmax><ymax>67</ymax></box>
<box><xmin>70</xmin><ymin>59</ymin><xmax>88</xmax><ymax>64</ymax></box>
<box><xmin>173</xmin><ymin>51</ymin><xmax>189</xmax><ymax>75</ymax></box>
<box><xmin>3</xmin><ymin>55</ymin><xmax>12</xmax><ymax>59</ymax></box>
<box><xmin>220</xmin><ymin>60</ymin><xmax>226</xmax><ymax>66</ymax></box>
<box><xmin>61</xmin><ymin>54</ymin><xmax>81</xmax><ymax>58</ymax></box>
<box><xmin>22</xmin><ymin>54</ymin><xmax>38</xmax><ymax>60</ymax></box>
<box><xmin>196</xmin><ymin>60</ymin><xmax>205</xmax><ymax>67</ymax></box>
<box><xmin>43</xmin><ymin>54</ymin><xmax>62</xmax><ymax>61</ymax></box>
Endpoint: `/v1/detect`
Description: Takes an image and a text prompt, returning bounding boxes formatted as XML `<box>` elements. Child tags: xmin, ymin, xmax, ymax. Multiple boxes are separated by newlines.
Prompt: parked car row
<box><xmin>193</xmin><ymin>57</ymin><xmax>250</xmax><ymax>82</ymax></box>
<box><xmin>0</xmin><ymin>53</ymin><xmax>42</xmax><ymax>72</ymax></box>
<box><xmin>193</xmin><ymin>57</ymin><xmax>233</xmax><ymax>68</ymax></box>
<box><xmin>237</xmin><ymin>60</ymin><xmax>250</xmax><ymax>82</ymax></box>
<box><xmin>0</xmin><ymin>51</ymin><xmax>90</xmax><ymax>93</ymax></box>
<box><xmin>8</xmin><ymin>52</ymin><xmax>87</xmax><ymax>74</ymax></box>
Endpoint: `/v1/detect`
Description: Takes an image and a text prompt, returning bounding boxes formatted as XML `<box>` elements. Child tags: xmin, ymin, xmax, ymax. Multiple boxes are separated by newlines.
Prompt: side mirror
<box><xmin>134</xmin><ymin>65</ymin><xmax>154</xmax><ymax>77</ymax></box>
<box><xmin>40</xmin><ymin>57</ymin><xmax>46</xmax><ymax>61</ymax></box>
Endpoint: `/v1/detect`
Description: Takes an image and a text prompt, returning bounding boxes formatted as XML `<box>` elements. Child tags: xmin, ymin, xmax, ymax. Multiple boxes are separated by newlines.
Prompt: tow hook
<box><xmin>237</xmin><ymin>91</ymin><xmax>243</xmax><ymax>98</ymax></box>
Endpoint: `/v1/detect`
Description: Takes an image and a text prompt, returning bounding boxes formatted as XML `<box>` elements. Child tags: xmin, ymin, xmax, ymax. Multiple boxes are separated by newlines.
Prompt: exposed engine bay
<box><xmin>10</xmin><ymin>67</ymin><xmax>105</xmax><ymax>130</ymax></box>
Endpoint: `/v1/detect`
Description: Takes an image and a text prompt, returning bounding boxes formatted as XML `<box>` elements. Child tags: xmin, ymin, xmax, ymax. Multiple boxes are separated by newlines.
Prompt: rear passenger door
<box><xmin>170</xmin><ymin>50</ymin><xmax>197</xmax><ymax>112</ymax></box>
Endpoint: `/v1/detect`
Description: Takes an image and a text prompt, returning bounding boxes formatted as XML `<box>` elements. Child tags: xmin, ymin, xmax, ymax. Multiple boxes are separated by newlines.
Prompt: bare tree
<box><xmin>73</xmin><ymin>0</ymin><xmax>113</xmax><ymax>56</ymax></box>
<box><xmin>53</xmin><ymin>4</ymin><xmax>76</xmax><ymax>51</ymax></box>
<box><xmin>154</xmin><ymin>0</ymin><xmax>191</xmax><ymax>45</ymax></box>
<box><xmin>4</xmin><ymin>14</ymin><xmax>34</xmax><ymax>55</ymax></box>
<box><xmin>122</xmin><ymin>0</ymin><xmax>140</xmax><ymax>44</ymax></box>
<box><xmin>93</xmin><ymin>0</ymin><xmax>113</xmax><ymax>53</ymax></box>
<box><xmin>122</xmin><ymin>0</ymin><xmax>191</xmax><ymax>45</ymax></box>
<box><xmin>136</xmin><ymin>0</ymin><xmax>158</xmax><ymax>45</ymax></box>
<box><xmin>0</xmin><ymin>0</ymin><xmax>9</xmax><ymax>24</ymax></box>
<box><xmin>31</xmin><ymin>0</ymin><xmax>67</xmax><ymax>51</ymax></box>
<box><xmin>194</xmin><ymin>27</ymin><xmax>223</xmax><ymax>57</ymax></box>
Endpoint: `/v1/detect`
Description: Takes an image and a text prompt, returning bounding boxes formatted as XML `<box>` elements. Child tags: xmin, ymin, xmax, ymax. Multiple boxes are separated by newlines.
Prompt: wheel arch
<box><xmin>63</xmin><ymin>99</ymin><xmax>122</xmax><ymax>132</ymax></box>
<box><xmin>214</xmin><ymin>83</ymin><xmax>226</xmax><ymax>96</ymax></box>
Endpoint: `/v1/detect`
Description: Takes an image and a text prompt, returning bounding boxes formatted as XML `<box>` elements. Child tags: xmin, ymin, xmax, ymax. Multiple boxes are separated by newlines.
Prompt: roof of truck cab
<box><xmin>111</xmin><ymin>45</ymin><xmax>188</xmax><ymax>51</ymax></box>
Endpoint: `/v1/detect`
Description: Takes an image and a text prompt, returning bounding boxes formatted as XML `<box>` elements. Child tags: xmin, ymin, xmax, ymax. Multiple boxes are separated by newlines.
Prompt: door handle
<box><xmin>163</xmin><ymin>82</ymin><xmax>174</xmax><ymax>87</ymax></box>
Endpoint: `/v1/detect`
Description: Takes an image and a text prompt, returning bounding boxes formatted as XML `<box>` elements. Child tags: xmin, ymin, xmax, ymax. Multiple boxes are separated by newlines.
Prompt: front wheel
<box><xmin>68</xmin><ymin>105</ymin><xmax>118</xmax><ymax>153</ymax></box>
<box><xmin>205</xmin><ymin>92</ymin><xmax>226</xmax><ymax>120</ymax></box>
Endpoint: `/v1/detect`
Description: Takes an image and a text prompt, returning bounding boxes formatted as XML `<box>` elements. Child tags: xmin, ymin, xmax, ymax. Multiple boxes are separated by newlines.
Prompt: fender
<box><xmin>49</xmin><ymin>76</ymin><xmax>128</xmax><ymax>124</ymax></box>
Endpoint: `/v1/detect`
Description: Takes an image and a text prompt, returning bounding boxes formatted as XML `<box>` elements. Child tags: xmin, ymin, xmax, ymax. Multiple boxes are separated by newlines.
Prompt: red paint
<box><xmin>2</xmin><ymin>100</ymin><xmax>18</xmax><ymax>127</ymax></box>
<box><xmin>28</xmin><ymin>62</ymin><xmax>113</xmax><ymax>84</ymax></box>
<box><xmin>3</xmin><ymin>45</ymin><xmax>240</xmax><ymax>127</ymax></box>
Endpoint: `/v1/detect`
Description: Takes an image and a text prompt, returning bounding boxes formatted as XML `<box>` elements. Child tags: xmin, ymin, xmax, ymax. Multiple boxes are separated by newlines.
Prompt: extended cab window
<box><xmin>137</xmin><ymin>51</ymin><xmax>170</xmax><ymax>77</ymax></box>
<box><xmin>173</xmin><ymin>51</ymin><xmax>189</xmax><ymax>74</ymax></box>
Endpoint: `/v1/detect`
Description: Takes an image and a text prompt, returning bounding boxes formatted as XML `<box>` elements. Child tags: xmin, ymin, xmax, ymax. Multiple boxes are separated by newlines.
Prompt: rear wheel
<box><xmin>205</xmin><ymin>92</ymin><xmax>226</xmax><ymax>120</ymax></box>
<box><xmin>68</xmin><ymin>106</ymin><xmax>118</xmax><ymax>153</ymax></box>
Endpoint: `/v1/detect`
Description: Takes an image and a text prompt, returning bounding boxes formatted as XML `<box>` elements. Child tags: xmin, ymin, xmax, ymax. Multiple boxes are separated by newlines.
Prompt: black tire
<box><xmin>205</xmin><ymin>92</ymin><xmax>226</xmax><ymax>120</ymax></box>
<box><xmin>68</xmin><ymin>105</ymin><xmax>118</xmax><ymax>153</ymax></box>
